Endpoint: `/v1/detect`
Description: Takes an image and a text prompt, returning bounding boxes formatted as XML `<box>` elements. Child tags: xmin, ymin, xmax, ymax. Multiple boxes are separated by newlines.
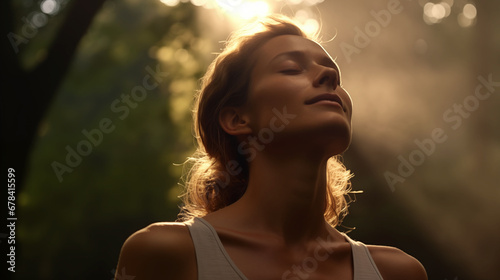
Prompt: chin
<box><xmin>327</xmin><ymin>137</ymin><xmax>351</xmax><ymax>157</ymax></box>
<box><xmin>322</xmin><ymin>125</ymin><xmax>352</xmax><ymax>156</ymax></box>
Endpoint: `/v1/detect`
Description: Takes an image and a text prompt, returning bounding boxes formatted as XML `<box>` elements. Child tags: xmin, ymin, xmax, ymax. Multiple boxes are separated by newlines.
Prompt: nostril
<box><xmin>319</xmin><ymin>76</ymin><xmax>329</xmax><ymax>85</ymax></box>
<box><xmin>317</xmin><ymin>75</ymin><xmax>337</xmax><ymax>90</ymax></box>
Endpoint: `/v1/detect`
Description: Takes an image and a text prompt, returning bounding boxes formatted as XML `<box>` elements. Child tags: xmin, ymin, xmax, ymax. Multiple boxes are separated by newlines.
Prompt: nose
<box><xmin>313</xmin><ymin>66</ymin><xmax>338</xmax><ymax>90</ymax></box>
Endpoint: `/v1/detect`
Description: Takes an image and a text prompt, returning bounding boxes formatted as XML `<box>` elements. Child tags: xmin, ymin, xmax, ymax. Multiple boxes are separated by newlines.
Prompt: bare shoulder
<box><xmin>367</xmin><ymin>245</ymin><xmax>427</xmax><ymax>280</ymax></box>
<box><xmin>114</xmin><ymin>222</ymin><xmax>196</xmax><ymax>280</ymax></box>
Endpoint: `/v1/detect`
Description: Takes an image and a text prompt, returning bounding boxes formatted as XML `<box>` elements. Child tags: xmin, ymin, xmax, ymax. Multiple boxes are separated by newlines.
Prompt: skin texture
<box><xmin>115</xmin><ymin>35</ymin><xmax>428</xmax><ymax>280</ymax></box>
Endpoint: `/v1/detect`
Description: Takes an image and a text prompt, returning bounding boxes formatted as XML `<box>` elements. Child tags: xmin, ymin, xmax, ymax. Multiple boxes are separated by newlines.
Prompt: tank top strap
<box><xmin>343</xmin><ymin>234</ymin><xmax>384</xmax><ymax>280</ymax></box>
<box><xmin>185</xmin><ymin>217</ymin><xmax>248</xmax><ymax>280</ymax></box>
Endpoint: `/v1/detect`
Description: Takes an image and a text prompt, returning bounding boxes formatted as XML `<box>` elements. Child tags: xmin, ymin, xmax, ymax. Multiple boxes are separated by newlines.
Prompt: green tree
<box><xmin>4</xmin><ymin>1</ymin><xmax>205</xmax><ymax>278</ymax></box>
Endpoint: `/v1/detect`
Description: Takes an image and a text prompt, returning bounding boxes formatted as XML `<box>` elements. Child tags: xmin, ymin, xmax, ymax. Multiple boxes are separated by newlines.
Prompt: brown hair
<box><xmin>179</xmin><ymin>15</ymin><xmax>353</xmax><ymax>227</ymax></box>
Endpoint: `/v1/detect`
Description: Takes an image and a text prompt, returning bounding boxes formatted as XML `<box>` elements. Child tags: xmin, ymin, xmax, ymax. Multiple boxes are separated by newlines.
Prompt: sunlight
<box><xmin>191</xmin><ymin>0</ymin><xmax>209</xmax><ymax>6</ymax></box>
<box><xmin>160</xmin><ymin>0</ymin><xmax>180</xmax><ymax>7</ymax></box>
<box><xmin>293</xmin><ymin>9</ymin><xmax>320</xmax><ymax>35</ymax></box>
<box><xmin>215</xmin><ymin>0</ymin><xmax>271</xmax><ymax>20</ymax></box>
<box><xmin>157</xmin><ymin>0</ymin><xmax>326</xmax><ymax>22</ymax></box>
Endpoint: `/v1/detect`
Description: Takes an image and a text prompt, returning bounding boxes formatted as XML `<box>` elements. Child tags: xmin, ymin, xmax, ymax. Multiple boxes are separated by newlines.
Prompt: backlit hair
<box><xmin>178</xmin><ymin>15</ymin><xmax>353</xmax><ymax>227</ymax></box>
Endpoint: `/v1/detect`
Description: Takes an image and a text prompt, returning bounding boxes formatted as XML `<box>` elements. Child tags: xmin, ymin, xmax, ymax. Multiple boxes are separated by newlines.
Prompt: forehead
<box><xmin>253</xmin><ymin>35</ymin><xmax>336</xmax><ymax>68</ymax></box>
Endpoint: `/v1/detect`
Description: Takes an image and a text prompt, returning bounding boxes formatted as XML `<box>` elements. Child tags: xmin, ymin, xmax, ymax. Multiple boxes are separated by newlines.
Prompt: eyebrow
<box><xmin>269</xmin><ymin>50</ymin><xmax>339</xmax><ymax>72</ymax></box>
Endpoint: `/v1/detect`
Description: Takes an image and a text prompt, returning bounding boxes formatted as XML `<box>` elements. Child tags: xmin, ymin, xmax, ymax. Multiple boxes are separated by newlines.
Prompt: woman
<box><xmin>115</xmin><ymin>15</ymin><xmax>427</xmax><ymax>280</ymax></box>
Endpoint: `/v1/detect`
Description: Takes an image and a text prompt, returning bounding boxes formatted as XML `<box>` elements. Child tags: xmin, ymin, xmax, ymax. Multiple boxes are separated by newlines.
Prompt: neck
<box><xmin>233</xmin><ymin>150</ymin><xmax>331</xmax><ymax>243</ymax></box>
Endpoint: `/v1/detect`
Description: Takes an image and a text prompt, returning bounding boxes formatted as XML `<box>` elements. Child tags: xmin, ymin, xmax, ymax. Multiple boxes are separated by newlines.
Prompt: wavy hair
<box><xmin>178</xmin><ymin>15</ymin><xmax>353</xmax><ymax>227</ymax></box>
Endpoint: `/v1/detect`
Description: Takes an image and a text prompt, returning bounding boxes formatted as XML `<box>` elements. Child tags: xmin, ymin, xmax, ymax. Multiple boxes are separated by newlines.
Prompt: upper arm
<box><xmin>114</xmin><ymin>222</ymin><xmax>197</xmax><ymax>280</ymax></box>
<box><xmin>369</xmin><ymin>246</ymin><xmax>427</xmax><ymax>280</ymax></box>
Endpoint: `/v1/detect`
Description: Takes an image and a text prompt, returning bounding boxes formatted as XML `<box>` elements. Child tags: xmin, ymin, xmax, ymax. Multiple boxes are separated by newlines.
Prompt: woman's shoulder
<box><xmin>115</xmin><ymin>221</ymin><xmax>196</xmax><ymax>280</ymax></box>
<box><xmin>123</xmin><ymin>222</ymin><xmax>194</xmax><ymax>255</ymax></box>
<box><xmin>367</xmin><ymin>244</ymin><xmax>428</xmax><ymax>280</ymax></box>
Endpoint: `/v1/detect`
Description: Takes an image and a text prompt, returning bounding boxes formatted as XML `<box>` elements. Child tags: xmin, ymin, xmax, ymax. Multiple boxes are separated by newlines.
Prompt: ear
<box><xmin>219</xmin><ymin>107</ymin><xmax>252</xmax><ymax>136</ymax></box>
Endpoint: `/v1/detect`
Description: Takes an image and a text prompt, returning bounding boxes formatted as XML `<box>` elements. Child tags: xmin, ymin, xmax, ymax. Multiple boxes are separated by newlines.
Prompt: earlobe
<box><xmin>219</xmin><ymin>107</ymin><xmax>252</xmax><ymax>136</ymax></box>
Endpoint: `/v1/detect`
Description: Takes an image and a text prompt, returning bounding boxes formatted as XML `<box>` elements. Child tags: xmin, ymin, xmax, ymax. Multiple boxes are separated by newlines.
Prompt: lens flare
<box><xmin>160</xmin><ymin>0</ymin><xmax>180</xmax><ymax>7</ymax></box>
<box><xmin>215</xmin><ymin>0</ymin><xmax>271</xmax><ymax>19</ymax></box>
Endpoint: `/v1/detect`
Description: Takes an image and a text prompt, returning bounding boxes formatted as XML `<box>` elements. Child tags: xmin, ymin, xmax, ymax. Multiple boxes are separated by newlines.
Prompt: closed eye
<box><xmin>280</xmin><ymin>68</ymin><xmax>302</xmax><ymax>75</ymax></box>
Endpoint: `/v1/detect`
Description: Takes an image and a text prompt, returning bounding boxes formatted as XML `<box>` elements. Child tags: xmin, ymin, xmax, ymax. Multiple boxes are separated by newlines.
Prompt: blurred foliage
<box><xmin>16</xmin><ymin>1</ymin><xmax>205</xmax><ymax>279</ymax></box>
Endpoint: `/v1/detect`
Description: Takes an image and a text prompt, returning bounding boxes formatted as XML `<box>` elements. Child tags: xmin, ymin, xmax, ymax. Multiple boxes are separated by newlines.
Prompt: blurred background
<box><xmin>1</xmin><ymin>0</ymin><xmax>499</xmax><ymax>279</ymax></box>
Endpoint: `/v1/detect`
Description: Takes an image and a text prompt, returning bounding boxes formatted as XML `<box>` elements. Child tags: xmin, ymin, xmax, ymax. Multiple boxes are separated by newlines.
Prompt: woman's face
<box><xmin>240</xmin><ymin>34</ymin><xmax>353</xmax><ymax>156</ymax></box>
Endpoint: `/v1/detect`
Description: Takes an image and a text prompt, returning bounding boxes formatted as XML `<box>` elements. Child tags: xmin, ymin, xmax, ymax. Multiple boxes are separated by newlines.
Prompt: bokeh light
<box><xmin>159</xmin><ymin>0</ymin><xmax>324</xmax><ymax>25</ymax></box>
<box><xmin>292</xmin><ymin>9</ymin><xmax>320</xmax><ymax>35</ymax></box>
<box><xmin>160</xmin><ymin>0</ymin><xmax>180</xmax><ymax>7</ymax></box>
<box><xmin>420</xmin><ymin>0</ymin><xmax>477</xmax><ymax>28</ymax></box>
<box><xmin>40</xmin><ymin>0</ymin><xmax>60</xmax><ymax>15</ymax></box>
<box><xmin>191</xmin><ymin>0</ymin><xmax>209</xmax><ymax>6</ymax></box>
<box><xmin>227</xmin><ymin>1</ymin><xmax>271</xmax><ymax>20</ymax></box>
<box><xmin>423</xmin><ymin>2</ymin><xmax>451</xmax><ymax>25</ymax></box>
<box><xmin>458</xmin><ymin>3</ymin><xmax>477</xmax><ymax>27</ymax></box>
<box><xmin>463</xmin><ymin>3</ymin><xmax>477</xmax><ymax>19</ymax></box>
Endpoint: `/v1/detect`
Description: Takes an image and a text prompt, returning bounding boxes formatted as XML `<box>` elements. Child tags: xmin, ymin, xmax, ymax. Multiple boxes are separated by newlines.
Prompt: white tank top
<box><xmin>185</xmin><ymin>217</ymin><xmax>384</xmax><ymax>280</ymax></box>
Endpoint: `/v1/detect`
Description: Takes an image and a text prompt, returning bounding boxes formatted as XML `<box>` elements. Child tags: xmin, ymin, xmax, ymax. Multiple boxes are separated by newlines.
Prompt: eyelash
<box><xmin>279</xmin><ymin>64</ymin><xmax>341</xmax><ymax>84</ymax></box>
<box><xmin>280</xmin><ymin>68</ymin><xmax>340</xmax><ymax>83</ymax></box>
<box><xmin>281</xmin><ymin>69</ymin><xmax>302</xmax><ymax>74</ymax></box>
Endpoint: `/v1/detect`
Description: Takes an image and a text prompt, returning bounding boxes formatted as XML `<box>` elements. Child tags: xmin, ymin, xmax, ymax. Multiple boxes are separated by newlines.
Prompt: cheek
<box><xmin>339</xmin><ymin>88</ymin><xmax>353</xmax><ymax>119</ymax></box>
<box><xmin>245</xmin><ymin>75</ymin><xmax>309</xmax><ymax>131</ymax></box>
<box><xmin>247</xmin><ymin>79</ymin><xmax>301</xmax><ymax>126</ymax></box>
<box><xmin>248</xmin><ymin>76</ymin><xmax>308</xmax><ymax>108</ymax></box>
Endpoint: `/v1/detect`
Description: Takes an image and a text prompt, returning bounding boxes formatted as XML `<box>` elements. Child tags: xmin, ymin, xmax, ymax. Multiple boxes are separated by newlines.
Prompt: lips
<box><xmin>305</xmin><ymin>93</ymin><xmax>345</xmax><ymax>111</ymax></box>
